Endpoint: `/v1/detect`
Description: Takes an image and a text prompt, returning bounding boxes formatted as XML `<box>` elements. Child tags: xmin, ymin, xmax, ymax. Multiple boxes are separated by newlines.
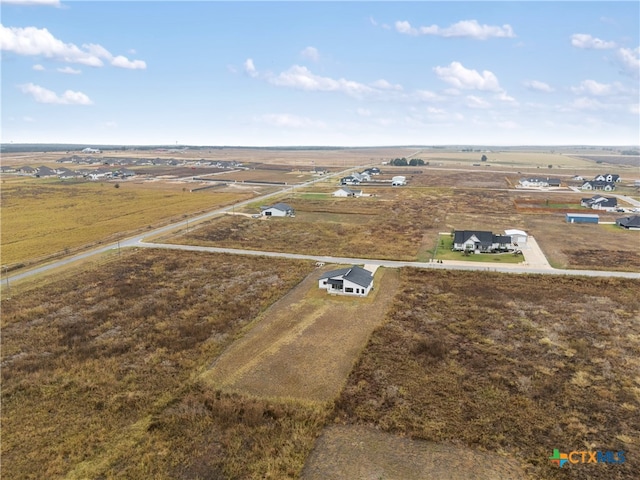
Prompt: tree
<box><xmin>481</xmin><ymin>154</ymin><xmax>488</xmax><ymax>162</ymax></box>
<box><xmin>409</xmin><ymin>158</ymin><xmax>425</xmax><ymax>166</ymax></box>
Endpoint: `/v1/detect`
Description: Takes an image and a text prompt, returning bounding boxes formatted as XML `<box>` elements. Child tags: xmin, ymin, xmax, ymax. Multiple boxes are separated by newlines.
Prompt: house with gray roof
<box><xmin>581</xmin><ymin>195</ymin><xmax>617</xmax><ymax>211</ymax></box>
<box><xmin>318</xmin><ymin>265</ymin><xmax>374</xmax><ymax>296</ymax></box>
<box><xmin>453</xmin><ymin>230</ymin><xmax>514</xmax><ymax>253</ymax></box>
<box><xmin>616</xmin><ymin>215</ymin><xmax>640</xmax><ymax>230</ymax></box>
<box><xmin>260</xmin><ymin>202</ymin><xmax>295</xmax><ymax>217</ymax></box>
<box><xmin>333</xmin><ymin>187</ymin><xmax>362</xmax><ymax>197</ymax></box>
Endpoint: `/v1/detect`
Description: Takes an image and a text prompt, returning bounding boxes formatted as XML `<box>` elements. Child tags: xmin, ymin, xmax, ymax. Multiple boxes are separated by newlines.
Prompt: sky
<box><xmin>1</xmin><ymin>1</ymin><xmax>639</xmax><ymax>147</ymax></box>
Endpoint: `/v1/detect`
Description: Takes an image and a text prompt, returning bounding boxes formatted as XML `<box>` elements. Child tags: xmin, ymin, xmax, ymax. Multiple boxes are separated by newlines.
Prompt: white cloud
<box><xmin>370</xmin><ymin>79</ymin><xmax>402</xmax><ymax>91</ymax></box>
<box><xmin>243</xmin><ymin>58</ymin><xmax>257</xmax><ymax>77</ymax></box>
<box><xmin>18</xmin><ymin>82</ymin><xmax>93</xmax><ymax>105</ymax></box>
<box><xmin>104</xmin><ymin>121</ymin><xmax>118</xmax><ymax>128</ymax></box>
<box><xmin>630</xmin><ymin>104</ymin><xmax>639</xmax><ymax>115</ymax></box>
<box><xmin>57</xmin><ymin>66</ymin><xmax>81</xmax><ymax>74</ymax></box>
<box><xmin>497</xmin><ymin>121</ymin><xmax>519</xmax><ymax>129</ymax></box>
<box><xmin>23</xmin><ymin>115</ymin><xmax>35</xmax><ymax>122</ymax></box>
<box><xmin>369</xmin><ymin>16</ymin><xmax>378</xmax><ymax>27</ymax></box>
<box><xmin>256</xmin><ymin>113</ymin><xmax>325</xmax><ymax>129</ymax></box>
<box><xmin>356</xmin><ymin>108</ymin><xmax>372</xmax><ymax>117</ymax></box>
<box><xmin>395</xmin><ymin>19</ymin><xmax>515</xmax><ymax>40</ymax></box>
<box><xmin>571</xmin><ymin>33</ymin><xmax>616</xmax><ymax>49</ymax></box>
<box><xmin>495</xmin><ymin>91</ymin><xmax>517</xmax><ymax>104</ymax></box>
<box><xmin>616</xmin><ymin>46</ymin><xmax>640</xmax><ymax>79</ymax></box>
<box><xmin>111</xmin><ymin>55</ymin><xmax>146</xmax><ymax>69</ymax></box>
<box><xmin>433</xmin><ymin>61</ymin><xmax>501</xmax><ymax>92</ymax></box>
<box><xmin>415</xmin><ymin>89</ymin><xmax>443</xmax><ymax>101</ymax></box>
<box><xmin>523</xmin><ymin>80</ymin><xmax>554</xmax><ymax>93</ymax></box>
<box><xmin>570</xmin><ymin>79</ymin><xmax>622</xmax><ymax>96</ymax></box>
<box><xmin>466</xmin><ymin>95</ymin><xmax>491</xmax><ymax>109</ymax></box>
<box><xmin>1</xmin><ymin>0</ymin><xmax>60</xmax><ymax>5</ymax></box>
<box><xmin>569</xmin><ymin>97</ymin><xmax>608</xmax><ymax>111</ymax></box>
<box><xmin>32</xmin><ymin>63</ymin><xmax>44</xmax><ymax>71</ymax></box>
<box><xmin>300</xmin><ymin>46</ymin><xmax>319</xmax><ymax>62</ymax></box>
<box><xmin>0</xmin><ymin>25</ymin><xmax>146</xmax><ymax>69</ymax></box>
<box><xmin>269</xmin><ymin>65</ymin><xmax>376</xmax><ymax>98</ymax></box>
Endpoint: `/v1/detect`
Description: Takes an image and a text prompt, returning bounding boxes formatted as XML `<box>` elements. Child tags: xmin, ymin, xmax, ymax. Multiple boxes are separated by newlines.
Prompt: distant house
<box><xmin>340</xmin><ymin>176</ymin><xmax>361</xmax><ymax>185</ymax></box>
<box><xmin>56</xmin><ymin>167</ymin><xmax>79</xmax><ymax>179</ymax></box>
<box><xmin>594</xmin><ymin>174</ymin><xmax>621</xmax><ymax>183</ymax></box>
<box><xmin>518</xmin><ymin>177</ymin><xmax>561</xmax><ymax>188</ymax></box>
<box><xmin>566</xmin><ymin>213</ymin><xmax>599</xmax><ymax>224</ymax></box>
<box><xmin>82</xmin><ymin>147</ymin><xmax>101</xmax><ymax>154</ymax></box>
<box><xmin>260</xmin><ymin>203</ymin><xmax>294</xmax><ymax>217</ymax></box>
<box><xmin>616</xmin><ymin>215</ymin><xmax>640</xmax><ymax>230</ymax></box>
<box><xmin>363</xmin><ymin>167</ymin><xmax>380</xmax><ymax>176</ymax></box>
<box><xmin>0</xmin><ymin>165</ymin><xmax>16</xmax><ymax>173</ymax></box>
<box><xmin>581</xmin><ymin>180</ymin><xmax>615</xmax><ymax>191</ymax></box>
<box><xmin>35</xmin><ymin>166</ymin><xmax>57</xmax><ymax>177</ymax></box>
<box><xmin>452</xmin><ymin>230</ymin><xmax>514</xmax><ymax>253</ymax></box>
<box><xmin>333</xmin><ymin>187</ymin><xmax>362</xmax><ymax>197</ymax></box>
<box><xmin>318</xmin><ymin>265</ymin><xmax>374</xmax><ymax>296</ymax></box>
<box><xmin>391</xmin><ymin>176</ymin><xmax>406</xmax><ymax>186</ymax></box>
<box><xmin>17</xmin><ymin>166</ymin><xmax>36</xmax><ymax>175</ymax></box>
<box><xmin>581</xmin><ymin>195</ymin><xmax>618</xmax><ymax>211</ymax></box>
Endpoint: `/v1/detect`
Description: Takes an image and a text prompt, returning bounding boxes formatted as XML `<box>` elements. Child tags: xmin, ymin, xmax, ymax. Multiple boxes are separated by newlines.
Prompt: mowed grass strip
<box><xmin>203</xmin><ymin>267</ymin><xmax>400</xmax><ymax>402</ymax></box>
<box><xmin>0</xmin><ymin>178</ymin><xmax>252</xmax><ymax>265</ymax></box>
<box><xmin>0</xmin><ymin>250</ymin><xmax>318</xmax><ymax>479</ymax></box>
<box><xmin>334</xmin><ymin>268</ymin><xmax>640</xmax><ymax>480</ymax></box>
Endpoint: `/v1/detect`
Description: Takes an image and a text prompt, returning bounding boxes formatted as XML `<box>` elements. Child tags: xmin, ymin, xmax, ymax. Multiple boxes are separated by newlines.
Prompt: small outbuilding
<box><xmin>566</xmin><ymin>213</ymin><xmax>599</xmax><ymax>224</ymax></box>
<box><xmin>504</xmin><ymin>229</ymin><xmax>528</xmax><ymax>246</ymax></box>
<box><xmin>318</xmin><ymin>266</ymin><xmax>373</xmax><ymax>297</ymax></box>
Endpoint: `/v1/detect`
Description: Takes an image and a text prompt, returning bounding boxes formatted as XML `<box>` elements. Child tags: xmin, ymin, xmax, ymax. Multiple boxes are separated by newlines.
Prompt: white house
<box><xmin>391</xmin><ymin>176</ymin><xmax>406</xmax><ymax>186</ymax></box>
<box><xmin>581</xmin><ymin>195</ymin><xmax>617</xmax><ymax>211</ymax></box>
<box><xmin>594</xmin><ymin>174</ymin><xmax>621</xmax><ymax>183</ymax></box>
<box><xmin>581</xmin><ymin>180</ymin><xmax>615</xmax><ymax>191</ymax></box>
<box><xmin>82</xmin><ymin>147</ymin><xmax>101</xmax><ymax>154</ymax></box>
<box><xmin>260</xmin><ymin>203</ymin><xmax>294</xmax><ymax>217</ymax></box>
<box><xmin>333</xmin><ymin>187</ymin><xmax>362</xmax><ymax>197</ymax></box>
<box><xmin>518</xmin><ymin>177</ymin><xmax>562</xmax><ymax>188</ymax></box>
<box><xmin>453</xmin><ymin>230</ymin><xmax>514</xmax><ymax>253</ymax></box>
<box><xmin>318</xmin><ymin>266</ymin><xmax>374</xmax><ymax>296</ymax></box>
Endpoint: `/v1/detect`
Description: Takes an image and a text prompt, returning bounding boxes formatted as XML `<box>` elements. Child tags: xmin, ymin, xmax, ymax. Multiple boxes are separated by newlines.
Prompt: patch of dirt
<box><xmin>300</xmin><ymin>425</ymin><xmax>530</xmax><ymax>480</ymax></box>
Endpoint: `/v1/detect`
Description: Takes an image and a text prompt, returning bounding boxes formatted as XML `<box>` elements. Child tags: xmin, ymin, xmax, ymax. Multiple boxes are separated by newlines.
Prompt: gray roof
<box><xmin>269</xmin><ymin>202</ymin><xmax>293</xmax><ymax>212</ymax></box>
<box><xmin>319</xmin><ymin>266</ymin><xmax>373</xmax><ymax>288</ymax></box>
<box><xmin>616</xmin><ymin>215</ymin><xmax>640</xmax><ymax>228</ymax></box>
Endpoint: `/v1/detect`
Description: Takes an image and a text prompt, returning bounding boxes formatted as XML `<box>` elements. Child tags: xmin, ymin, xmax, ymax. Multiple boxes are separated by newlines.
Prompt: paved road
<box><xmin>130</xmin><ymin>241</ymin><xmax>638</xmax><ymax>278</ymax></box>
<box><xmin>5</xmin><ymin>165</ymin><xmax>639</xmax><ymax>284</ymax></box>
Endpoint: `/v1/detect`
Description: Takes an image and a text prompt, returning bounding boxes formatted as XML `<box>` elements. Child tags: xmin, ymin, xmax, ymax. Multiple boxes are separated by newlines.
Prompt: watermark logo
<box><xmin>549</xmin><ymin>449</ymin><xmax>625</xmax><ymax>468</ymax></box>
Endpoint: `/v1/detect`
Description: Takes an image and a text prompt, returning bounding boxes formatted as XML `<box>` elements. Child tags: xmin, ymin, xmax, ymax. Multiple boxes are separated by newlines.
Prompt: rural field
<box><xmin>333</xmin><ymin>268</ymin><xmax>640</xmax><ymax>480</ymax></box>
<box><xmin>3</xmin><ymin>250</ymin><xmax>638</xmax><ymax>479</ymax></box>
<box><xmin>0</xmin><ymin>249</ymin><xmax>322</xmax><ymax>479</ymax></box>
<box><xmin>0</xmin><ymin>176</ymin><xmax>256</xmax><ymax>267</ymax></box>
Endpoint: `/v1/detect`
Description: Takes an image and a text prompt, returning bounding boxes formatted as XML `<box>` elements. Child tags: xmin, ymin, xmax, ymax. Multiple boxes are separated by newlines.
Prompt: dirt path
<box><xmin>201</xmin><ymin>266</ymin><xmax>400</xmax><ymax>402</ymax></box>
<box><xmin>301</xmin><ymin>425</ymin><xmax>531</xmax><ymax>480</ymax></box>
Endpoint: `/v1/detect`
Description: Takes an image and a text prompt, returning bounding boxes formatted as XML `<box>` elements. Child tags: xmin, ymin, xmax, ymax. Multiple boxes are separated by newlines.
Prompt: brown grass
<box><xmin>334</xmin><ymin>268</ymin><xmax>640</xmax><ymax>479</ymax></box>
<box><xmin>203</xmin><ymin>267</ymin><xmax>400</xmax><ymax>402</ymax></box>
<box><xmin>1</xmin><ymin>250</ymin><xmax>319</xmax><ymax>479</ymax></box>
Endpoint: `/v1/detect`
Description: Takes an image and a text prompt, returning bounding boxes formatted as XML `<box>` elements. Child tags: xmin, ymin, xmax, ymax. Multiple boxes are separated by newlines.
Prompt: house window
<box><xmin>345</xmin><ymin>287</ymin><xmax>353</xmax><ymax>293</ymax></box>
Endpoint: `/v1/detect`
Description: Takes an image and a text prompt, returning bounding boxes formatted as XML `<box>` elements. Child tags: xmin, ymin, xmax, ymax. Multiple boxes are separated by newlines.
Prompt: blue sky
<box><xmin>1</xmin><ymin>1</ymin><xmax>638</xmax><ymax>146</ymax></box>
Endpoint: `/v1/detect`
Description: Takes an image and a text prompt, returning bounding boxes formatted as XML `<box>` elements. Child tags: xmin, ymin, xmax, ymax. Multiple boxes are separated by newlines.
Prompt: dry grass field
<box><xmin>524</xmin><ymin>215</ymin><xmax>640</xmax><ymax>271</ymax></box>
<box><xmin>1</xmin><ymin>249</ymin><xmax>323</xmax><ymax>479</ymax></box>
<box><xmin>0</xmin><ymin>176</ymin><xmax>254</xmax><ymax>267</ymax></box>
<box><xmin>203</xmin><ymin>267</ymin><xmax>399</xmax><ymax>402</ymax></box>
<box><xmin>199</xmin><ymin>168</ymin><xmax>318</xmax><ymax>184</ymax></box>
<box><xmin>165</xmin><ymin>190</ymin><xmax>439</xmax><ymax>261</ymax></box>
<box><xmin>334</xmin><ymin>268</ymin><xmax>640</xmax><ymax>480</ymax></box>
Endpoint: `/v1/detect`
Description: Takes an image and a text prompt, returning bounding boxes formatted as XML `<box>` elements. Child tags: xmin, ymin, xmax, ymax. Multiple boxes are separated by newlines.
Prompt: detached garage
<box><xmin>566</xmin><ymin>213</ymin><xmax>599</xmax><ymax>224</ymax></box>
